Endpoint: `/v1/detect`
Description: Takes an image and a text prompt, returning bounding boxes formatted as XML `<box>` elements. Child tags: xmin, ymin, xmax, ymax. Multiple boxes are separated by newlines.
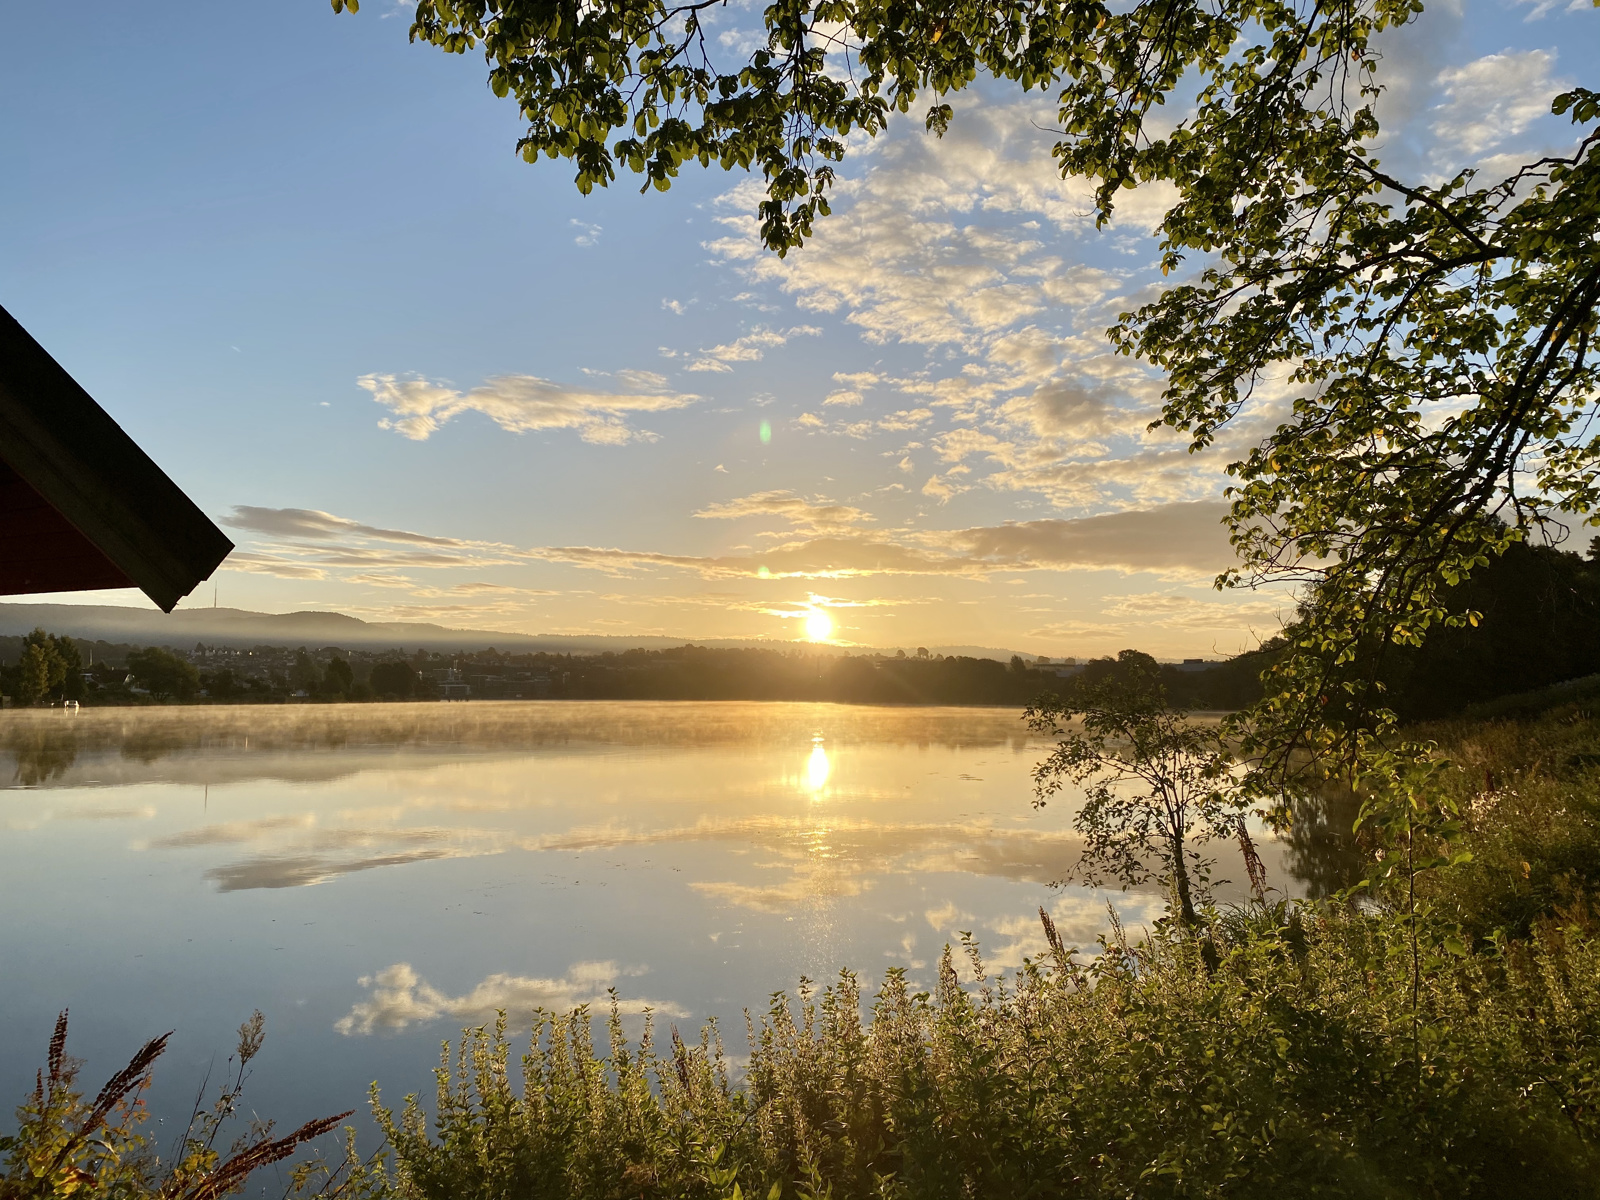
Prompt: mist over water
<box><xmin>0</xmin><ymin>703</ymin><xmax>1307</xmax><ymax>1140</ymax></box>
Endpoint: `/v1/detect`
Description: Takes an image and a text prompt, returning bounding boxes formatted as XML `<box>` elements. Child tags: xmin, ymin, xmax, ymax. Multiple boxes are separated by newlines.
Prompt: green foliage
<box><xmin>1027</xmin><ymin>655</ymin><xmax>1258</xmax><ymax>926</ymax></box>
<box><xmin>4</xmin><ymin>629</ymin><xmax>84</xmax><ymax>706</ymax></box>
<box><xmin>324</xmin><ymin>657</ymin><xmax>356</xmax><ymax>697</ymax></box>
<box><xmin>1396</xmin><ymin>710</ymin><xmax>1600</xmax><ymax>943</ymax></box>
<box><xmin>124</xmin><ymin>648</ymin><xmax>200</xmax><ymax>702</ymax></box>
<box><xmin>0</xmin><ymin>1011</ymin><xmax>350</xmax><ymax>1200</ymax></box>
<box><xmin>368</xmin><ymin>661</ymin><xmax>417</xmax><ymax>699</ymax></box>
<box><xmin>291</xmin><ymin>651</ymin><xmax>323</xmax><ymax>693</ymax></box>
<box><xmin>201</xmin><ymin>668</ymin><xmax>243</xmax><ymax>701</ymax></box>
<box><xmin>1380</xmin><ymin>542</ymin><xmax>1600</xmax><ymax>721</ymax></box>
<box><xmin>361</xmin><ymin>909</ymin><xmax>1600</xmax><ymax>1200</ymax></box>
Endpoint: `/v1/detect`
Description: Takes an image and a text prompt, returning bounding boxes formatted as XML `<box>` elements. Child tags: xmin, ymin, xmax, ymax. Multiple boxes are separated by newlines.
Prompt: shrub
<box><xmin>368</xmin><ymin>910</ymin><xmax>1600</xmax><ymax>1200</ymax></box>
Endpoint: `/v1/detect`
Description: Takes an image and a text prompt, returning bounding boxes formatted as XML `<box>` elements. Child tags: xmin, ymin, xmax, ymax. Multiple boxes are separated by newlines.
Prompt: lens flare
<box><xmin>804</xmin><ymin>607</ymin><xmax>833</xmax><ymax>642</ymax></box>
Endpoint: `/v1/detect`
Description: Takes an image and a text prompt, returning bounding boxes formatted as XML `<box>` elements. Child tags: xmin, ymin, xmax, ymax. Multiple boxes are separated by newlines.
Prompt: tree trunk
<box><xmin>1171</xmin><ymin>833</ymin><xmax>1199</xmax><ymax>928</ymax></box>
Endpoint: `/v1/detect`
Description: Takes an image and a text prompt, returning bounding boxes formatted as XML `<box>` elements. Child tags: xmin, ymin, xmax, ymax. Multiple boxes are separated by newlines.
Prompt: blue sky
<box><xmin>1</xmin><ymin>0</ymin><xmax>1594</xmax><ymax>655</ymax></box>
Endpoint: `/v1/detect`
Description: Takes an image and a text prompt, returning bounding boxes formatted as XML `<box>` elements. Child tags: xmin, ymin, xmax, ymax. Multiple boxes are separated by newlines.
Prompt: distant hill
<box><xmin>0</xmin><ymin>601</ymin><xmax>1037</xmax><ymax>662</ymax></box>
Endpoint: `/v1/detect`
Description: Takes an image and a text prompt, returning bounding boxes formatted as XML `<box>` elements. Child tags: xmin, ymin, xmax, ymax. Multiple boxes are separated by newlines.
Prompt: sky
<box><xmin>0</xmin><ymin>0</ymin><xmax>1594</xmax><ymax>658</ymax></box>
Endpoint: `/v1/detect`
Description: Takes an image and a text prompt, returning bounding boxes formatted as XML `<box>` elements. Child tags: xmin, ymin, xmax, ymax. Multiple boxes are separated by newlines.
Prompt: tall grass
<box><xmin>0</xmin><ymin>1011</ymin><xmax>352</xmax><ymax>1200</ymax></box>
<box><xmin>370</xmin><ymin>909</ymin><xmax>1600</xmax><ymax>1199</ymax></box>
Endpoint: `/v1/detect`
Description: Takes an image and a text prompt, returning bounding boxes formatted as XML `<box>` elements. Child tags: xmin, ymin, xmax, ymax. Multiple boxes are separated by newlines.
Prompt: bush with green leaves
<box><xmin>124</xmin><ymin>648</ymin><xmax>200</xmax><ymax>703</ymax></box>
<box><xmin>361</xmin><ymin>904</ymin><xmax>1600</xmax><ymax>1200</ymax></box>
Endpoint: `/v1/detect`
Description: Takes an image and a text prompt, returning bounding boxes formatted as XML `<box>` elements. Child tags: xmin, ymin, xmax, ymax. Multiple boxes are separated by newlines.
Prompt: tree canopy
<box><xmin>335</xmin><ymin>0</ymin><xmax>1600</xmax><ymax>783</ymax></box>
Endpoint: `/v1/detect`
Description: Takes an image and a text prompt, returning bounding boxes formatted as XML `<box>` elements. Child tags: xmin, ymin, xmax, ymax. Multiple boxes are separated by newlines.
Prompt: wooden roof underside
<box><xmin>0</xmin><ymin>304</ymin><xmax>232</xmax><ymax>612</ymax></box>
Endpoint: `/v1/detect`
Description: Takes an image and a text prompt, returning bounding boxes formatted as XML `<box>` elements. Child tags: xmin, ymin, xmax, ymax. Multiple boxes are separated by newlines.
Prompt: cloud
<box><xmin>1102</xmin><ymin>591</ymin><xmax>1289</xmax><ymax>629</ymax></box>
<box><xmin>696</xmin><ymin>99</ymin><xmax>1222</xmax><ymax>513</ymax></box>
<box><xmin>833</xmin><ymin>371</ymin><xmax>881</xmax><ymax>389</ymax></box>
<box><xmin>335</xmin><ymin>961</ymin><xmax>684</xmax><ymax>1035</ymax></box>
<box><xmin>222</xmin><ymin>552</ymin><xmax>329</xmax><ymax>580</ymax></box>
<box><xmin>224</xmin><ymin>492</ymin><xmax>1236</xmax><ymax>606</ymax></box>
<box><xmin>224</xmin><ymin>507</ymin><xmax>475</xmax><ymax>546</ymax></box>
<box><xmin>221</xmin><ymin>506</ymin><xmax>532</xmax><ymax>581</ymax></box>
<box><xmin>1513</xmin><ymin>0</ymin><xmax>1590</xmax><ymax>19</ymax></box>
<box><xmin>694</xmin><ymin>490</ymin><xmax>875</xmax><ymax>534</ymax></box>
<box><xmin>448</xmin><ymin>581</ymin><xmax>531</xmax><ymax>595</ymax></box>
<box><xmin>531</xmin><ymin>501</ymin><xmax>1234</xmax><ymax>580</ymax></box>
<box><xmin>1001</xmin><ymin>379</ymin><xmax>1140</xmax><ymax>443</ymax></box>
<box><xmin>923</xmin><ymin>501</ymin><xmax>1234</xmax><ymax>576</ymax></box>
<box><xmin>525</xmin><ymin>537</ymin><xmax>962</xmax><ymax>579</ymax></box>
<box><xmin>685</xmin><ymin>325</ymin><xmax>822</xmax><ymax>372</ymax></box>
<box><xmin>1431</xmin><ymin>49</ymin><xmax>1568</xmax><ymax>160</ymax></box>
<box><xmin>707</xmin><ymin>101</ymin><xmax>1167</xmax><ymax>351</ymax></box>
<box><xmin>357</xmin><ymin>373</ymin><xmax>697</xmax><ymax>443</ymax></box>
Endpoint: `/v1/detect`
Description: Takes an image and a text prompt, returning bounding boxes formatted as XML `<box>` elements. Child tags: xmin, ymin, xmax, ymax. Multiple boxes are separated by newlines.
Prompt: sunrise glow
<box><xmin>804</xmin><ymin>607</ymin><xmax>834</xmax><ymax>642</ymax></box>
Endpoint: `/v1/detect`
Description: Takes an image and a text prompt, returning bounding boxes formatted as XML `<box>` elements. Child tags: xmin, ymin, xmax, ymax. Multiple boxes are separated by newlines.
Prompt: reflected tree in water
<box><xmin>3</xmin><ymin>728</ymin><xmax>78</xmax><ymax>786</ymax></box>
<box><xmin>1282</xmin><ymin>785</ymin><xmax>1367</xmax><ymax>900</ymax></box>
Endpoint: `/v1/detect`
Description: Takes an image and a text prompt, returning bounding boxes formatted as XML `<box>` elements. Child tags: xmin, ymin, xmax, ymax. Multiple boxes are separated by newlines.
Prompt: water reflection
<box><xmin>1282</xmin><ymin>785</ymin><xmax>1367</xmax><ymax>898</ymax></box>
<box><xmin>807</xmin><ymin>737</ymin><xmax>831</xmax><ymax>793</ymax></box>
<box><xmin>2</xmin><ymin>724</ymin><xmax>79</xmax><ymax>786</ymax></box>
<box><xmin>0</xmin><ymin>702</ymin><xmax>1326</xmax><ymax>1133</ymax></box>
<box><xmin>334</xmin><ymin>961</ymin><xmax>683</xmax><ymax>1035</ymax></box>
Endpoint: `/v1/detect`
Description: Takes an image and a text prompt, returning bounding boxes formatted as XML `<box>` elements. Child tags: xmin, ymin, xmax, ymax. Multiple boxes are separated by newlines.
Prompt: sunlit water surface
<box><xmin>0</xmin><ymin>703</ymin><xmax>1311</xmax><ymax>1141</ymax></box>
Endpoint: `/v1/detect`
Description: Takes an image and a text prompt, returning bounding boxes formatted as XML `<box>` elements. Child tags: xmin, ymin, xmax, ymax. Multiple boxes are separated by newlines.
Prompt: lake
<box><xmin>0</xmin><ymin>702</ymin><xmax>1310</xmax><ymax>1143</ymax></box>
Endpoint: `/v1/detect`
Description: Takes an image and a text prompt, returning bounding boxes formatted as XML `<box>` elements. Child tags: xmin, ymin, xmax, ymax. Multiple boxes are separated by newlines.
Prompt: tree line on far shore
<box><xmin>2</xmin><ymin>537</ymin><xmax>1596</xmax><ymax>716</ymax></box>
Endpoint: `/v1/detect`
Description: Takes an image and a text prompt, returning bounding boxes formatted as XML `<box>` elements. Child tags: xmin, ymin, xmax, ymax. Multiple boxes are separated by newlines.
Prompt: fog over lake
<box><xmin>0</xmin><ymin>703</ymin><xmax>1312</xmax><ymax>1138</ymax></box>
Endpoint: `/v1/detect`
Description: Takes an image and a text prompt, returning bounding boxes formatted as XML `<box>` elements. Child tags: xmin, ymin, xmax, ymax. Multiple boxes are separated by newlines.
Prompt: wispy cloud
<box><xmin>1431</xmin><ymin>49</ymin><xmax>1569</xmax><ymax>160</ymax></box>
<box><xmin>531</xmin><ymin>501</ymin><xmax>1234</xmax><ymax>580</ymax></box>
<box><xmin>224</xmin><ymin>507</ymin><xmax>476</xmax><ymax>547</ymax></box>
<box><xmin>220</xmin><ymin>506</ymin><xmax>528</xmax><ymax>581</ymax></box>
<box><xmin>357</xmin><ymin>373</ymin><xmax>697</xmax><ymax>443</ymax></box>
<box><xmin>698</xmin><ymin>100</ymin><xmax>1235</xmax><ymax>515</ymax></box>
<box><xmin>694</xmin><ymin>490</ymin><xmax>876</xmax><ymax>535</ymax></box>
<box><xmin>682</xmin><ymin>325</ymin><xmax>822</xmax><ymax>372</ymax></box>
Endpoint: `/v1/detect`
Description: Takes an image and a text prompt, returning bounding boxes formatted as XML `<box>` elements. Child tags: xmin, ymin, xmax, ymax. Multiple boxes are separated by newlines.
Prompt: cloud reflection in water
<box><xmin>336</xmin><ymin>961</ymin><xmax>685</xmax><ymax>1035</ymax></box>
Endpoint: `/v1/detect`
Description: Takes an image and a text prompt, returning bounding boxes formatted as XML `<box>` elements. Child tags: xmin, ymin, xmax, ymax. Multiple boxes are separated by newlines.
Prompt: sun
<box><xmin>804</xmin><ymin>607</ymin><xmax>834</xmax><ymax>642</ymax></box>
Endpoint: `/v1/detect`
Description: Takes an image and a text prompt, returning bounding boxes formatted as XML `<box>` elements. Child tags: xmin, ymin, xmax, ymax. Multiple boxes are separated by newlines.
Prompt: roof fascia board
<box><xmin>0</xmin><ymin>304</ymin><xmax>233</xmax><ymax>612</ymax></box>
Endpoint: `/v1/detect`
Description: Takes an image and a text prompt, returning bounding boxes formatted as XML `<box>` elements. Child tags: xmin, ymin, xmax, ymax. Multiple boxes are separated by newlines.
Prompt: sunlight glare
<box><xmin>807</xmin><ymin>738</ymin><xmax>831</xmax><ymax>791</ymax></box>
<box><xmin>804</xmin><ymin>607</ymin><xmax>834</xmax><ymax>642</ymax></box>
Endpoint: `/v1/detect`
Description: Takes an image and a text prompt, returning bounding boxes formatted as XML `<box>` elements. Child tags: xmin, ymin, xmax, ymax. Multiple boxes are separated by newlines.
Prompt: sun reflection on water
<box><xmin>806</xmin><ymin>737</ymin><xmax>831</xmax><ymax>793</ymax></box>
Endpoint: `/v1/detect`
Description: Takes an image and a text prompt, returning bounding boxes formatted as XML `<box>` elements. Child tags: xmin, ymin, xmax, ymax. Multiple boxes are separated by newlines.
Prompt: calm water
<box><xmin>0</xmin><ymin>702</ymin><xmax>1305</xmax><ymax>1140</ymax></box>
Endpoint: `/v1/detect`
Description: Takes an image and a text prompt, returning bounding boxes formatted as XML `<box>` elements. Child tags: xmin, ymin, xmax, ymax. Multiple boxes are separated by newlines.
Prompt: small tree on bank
<box><xmin>7</xmin><ymin>628</ymin><xmax>83</xmax><ymax>706</ymax></box>
<box><xmin>125</xmin><ymin>647</ymin><xmax>200</xmax><ymax>702</ymax></box>
<box><xmin>1028</xmin><ymin>651</ymin><xmax>1260</xmax><ymax>928</ymax></box>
